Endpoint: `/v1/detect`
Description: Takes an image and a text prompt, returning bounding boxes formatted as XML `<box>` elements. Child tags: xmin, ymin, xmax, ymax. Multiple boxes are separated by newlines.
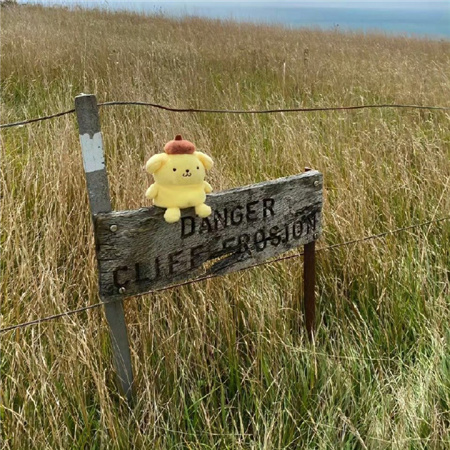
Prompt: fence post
<box><xmin>75</xmin><ymin>94</ymin><xmax>134</xmax><ymax>402</ymax></box>
<box><xmin>303</xmin><ymin>167</ymin><xmax>316</xmax><ymax>341</ymax></box>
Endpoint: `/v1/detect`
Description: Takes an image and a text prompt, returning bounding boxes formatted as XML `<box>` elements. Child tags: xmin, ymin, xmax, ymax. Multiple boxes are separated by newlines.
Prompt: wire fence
<box><xmin>1</xmin><ymin>101</ymin><xmax>449</xmax><ymax>129</ymax></box>
<box><xmin>1</xmin><ymin>99</ymin><xmax>449</xmax><ymax>333</ymax></box>
<box><xmin>1</xmin><ymin>215</ymin><xmax>448</xmax><ymax>334</ymax></box>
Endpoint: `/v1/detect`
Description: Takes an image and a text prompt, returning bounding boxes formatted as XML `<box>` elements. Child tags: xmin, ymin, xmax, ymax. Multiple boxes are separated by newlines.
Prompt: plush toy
<box><xmin>145</xmin><ymin>135</ymin><xmax>214</xmax><ymax>223</ymax></box>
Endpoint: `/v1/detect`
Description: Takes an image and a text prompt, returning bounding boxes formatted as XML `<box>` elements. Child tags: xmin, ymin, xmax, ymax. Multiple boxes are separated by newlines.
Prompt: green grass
<box><xmin>1</xmin><ymin>4</ymin><xmax>450</xmax><ymax>449</ymax></box>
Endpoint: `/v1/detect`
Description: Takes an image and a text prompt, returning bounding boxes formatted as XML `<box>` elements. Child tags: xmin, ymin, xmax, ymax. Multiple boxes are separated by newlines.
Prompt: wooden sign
<box><xmin>94</xmin><ymin>171</ymin><xmax>323</xmax><ymax>299</ymax></box>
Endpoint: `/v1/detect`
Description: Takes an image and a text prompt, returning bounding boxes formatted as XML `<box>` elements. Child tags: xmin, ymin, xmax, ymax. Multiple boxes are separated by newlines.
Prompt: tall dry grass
<box><xmin>1</xmin><ymin>4</ymin><xmax>450</xmax><ymax>449</ymax></box>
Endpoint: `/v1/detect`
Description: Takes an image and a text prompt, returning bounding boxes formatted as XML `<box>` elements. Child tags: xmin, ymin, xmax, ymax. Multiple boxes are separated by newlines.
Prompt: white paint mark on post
<box><xmin>80</xmin><ymin>132</ymin><xmax>106</xmax><ymax>173</ymax></box>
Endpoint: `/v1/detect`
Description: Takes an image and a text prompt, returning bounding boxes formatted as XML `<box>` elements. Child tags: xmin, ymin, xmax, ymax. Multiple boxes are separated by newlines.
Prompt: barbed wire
<box><xmin>1</xmin><ymin>215</ymin><xmax>447</xmax><ymax>334</ymax></box>
<box><xmin>1</xmin><ymin>102</ymin><xmax>449</xmax><ymax>129</ymax></box>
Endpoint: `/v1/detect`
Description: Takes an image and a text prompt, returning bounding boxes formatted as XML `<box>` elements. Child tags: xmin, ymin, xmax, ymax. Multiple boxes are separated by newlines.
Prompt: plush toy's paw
<box><xmin>195</xmin><ymin>203</ymin><xmax>212</xmax><ymax>218</ymax></box>
<box><xmin>164</xmin><ymin>207</ymin><xmax>181</xmax><ymax>223</ymax></box>
<box><xmin>145</xmin><ymin>184</ymin><xmax>157</xmax><ymax>200</ymax></box>
<box><xmin>204</xmin><ymin>181</ymin><xmax>213</xmax><ymax>194</ymax></box>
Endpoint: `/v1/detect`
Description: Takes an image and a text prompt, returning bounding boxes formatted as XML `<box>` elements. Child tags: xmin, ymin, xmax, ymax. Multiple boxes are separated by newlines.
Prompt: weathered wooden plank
<box><xmin>95</xmin><ymin>171</ymin><xmax>323</xmax><ymax>299</ymax></box>
<box><xmin>75</xmin><ymin>94</ymin><xmax>134</xmax><ymax>402</ymax></box>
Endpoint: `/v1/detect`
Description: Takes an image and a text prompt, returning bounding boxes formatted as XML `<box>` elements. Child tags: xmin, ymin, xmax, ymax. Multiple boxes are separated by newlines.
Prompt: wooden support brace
<box><xmin>75</xmin><ymin>93</ymin><xmax>134</xmax><ymax>402</ymax></box>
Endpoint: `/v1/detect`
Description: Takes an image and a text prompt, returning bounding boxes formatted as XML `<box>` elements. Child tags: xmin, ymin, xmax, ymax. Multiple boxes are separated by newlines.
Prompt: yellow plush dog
<box><xmin>145</xmin><ymin>135</ymin><xmax>214</xmax><ymax>223</ymax></box>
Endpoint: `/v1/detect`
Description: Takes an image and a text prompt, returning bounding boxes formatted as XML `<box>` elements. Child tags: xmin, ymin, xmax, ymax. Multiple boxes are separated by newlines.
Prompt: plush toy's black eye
<box><xmin>197</xmin><ymin>166</ymin><xmax>199</xmax><ymax>170</ymax></box>
<box><xmin>173</xmin><ymin>168</ymin><xmax>177</xmax><ymax>172</ymax></box>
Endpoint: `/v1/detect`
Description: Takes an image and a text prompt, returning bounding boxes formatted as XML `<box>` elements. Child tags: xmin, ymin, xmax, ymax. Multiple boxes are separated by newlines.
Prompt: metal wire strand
<box><xmin>98</xmin><ymin>101</ymin><xmax>450</xmax><ymax>114</ymax></box>
<box><xmin>1</xmin><ymin>215</ymin><xmax>447</xmax><ymax>334</ymax></box>
<box><xmin>0</xmin><ymin>109</ymin><xmax>76</xmax><ymax>129</ymax></box>
<box><xmin>1</xmin><ymin>102</ymin><xmax>449</xmax><ymax>129</ymax></box>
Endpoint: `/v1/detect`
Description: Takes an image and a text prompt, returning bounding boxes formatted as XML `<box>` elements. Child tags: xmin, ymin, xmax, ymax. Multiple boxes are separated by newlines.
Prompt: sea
<box><xmin>20</xmin><ymin>1</ymin><xmax>450</xmax><ymax>40</ymax></box>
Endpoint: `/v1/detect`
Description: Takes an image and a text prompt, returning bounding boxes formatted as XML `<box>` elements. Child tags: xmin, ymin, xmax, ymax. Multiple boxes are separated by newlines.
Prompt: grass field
<box><xmin>1</xmin><ymin>4</ymin><xmax>450</xmax><ymax>449</ymax></box>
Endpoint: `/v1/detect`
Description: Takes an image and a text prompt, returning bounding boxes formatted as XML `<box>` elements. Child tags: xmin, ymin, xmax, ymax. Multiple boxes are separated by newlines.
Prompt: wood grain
<box><xmin>94</xmin><ymin>171</ymin><xmax>323</xmax><ymax>299</ymax></box>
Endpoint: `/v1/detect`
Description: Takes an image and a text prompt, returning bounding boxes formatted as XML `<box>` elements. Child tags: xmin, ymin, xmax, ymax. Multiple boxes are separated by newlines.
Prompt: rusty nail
<box><xmin>110</xmin><ymin>224</ymin><xmax>118</xmax><ymax>232</ymax></box>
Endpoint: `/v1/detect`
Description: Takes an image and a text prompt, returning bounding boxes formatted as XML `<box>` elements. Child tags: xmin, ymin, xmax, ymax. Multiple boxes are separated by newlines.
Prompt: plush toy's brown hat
<box><xmin>164</xmin><ymin>135</ymin><xmax>195</xmax><ymax>155</ymax></box>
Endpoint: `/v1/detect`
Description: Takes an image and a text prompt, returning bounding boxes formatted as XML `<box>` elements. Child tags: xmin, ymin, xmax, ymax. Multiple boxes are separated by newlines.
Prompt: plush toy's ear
<box><xmin>195</xmin><ymin>151</ymin><xmax>213</xmax><ymax>170</ymax></box>
<box><xmin>145</xmin><ymin>153</ymin><xmax>169</xmax><ymax>174</ymax></box>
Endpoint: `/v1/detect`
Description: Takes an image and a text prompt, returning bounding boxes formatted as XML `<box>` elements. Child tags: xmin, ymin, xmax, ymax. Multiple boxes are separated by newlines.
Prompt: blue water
<box><xmin>21</xmin><ymin>1</ymin><xmax>450</xmax><ymax>39</ymax></box>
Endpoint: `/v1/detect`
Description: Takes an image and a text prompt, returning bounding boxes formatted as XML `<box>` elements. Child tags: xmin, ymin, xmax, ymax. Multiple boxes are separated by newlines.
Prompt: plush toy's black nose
<box><xmin>185</xmin><ymin>169</ymin><xmax>190</xmax><ymax>173</ymax></box>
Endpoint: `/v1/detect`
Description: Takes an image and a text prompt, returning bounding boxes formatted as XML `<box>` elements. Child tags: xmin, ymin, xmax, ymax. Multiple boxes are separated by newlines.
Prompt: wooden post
<box><xmin>303</xmin><ymin>241</ymin><xmax>316</xmax><ymax>340</ymax></box>
<box><xmin>304</xmin><ymin>167</ymin><xmax>316</xmax><ymax>341</ymax></box>
<box><xmin>75</xmin><ymin>94</ymin><xmax>134</xmax><ymax>402</ymax></box>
